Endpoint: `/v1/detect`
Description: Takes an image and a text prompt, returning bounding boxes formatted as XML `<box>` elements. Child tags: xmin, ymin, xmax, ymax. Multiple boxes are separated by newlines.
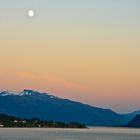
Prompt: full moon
<box><xmin>28</xmin><ymin>10</ymin><xmax>34</xmax><ymax>17</ymax></box>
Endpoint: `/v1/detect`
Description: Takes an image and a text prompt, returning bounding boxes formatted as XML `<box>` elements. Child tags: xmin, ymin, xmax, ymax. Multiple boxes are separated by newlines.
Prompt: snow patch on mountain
<box><xmin>0</xmin><ymin>89</ymin><xmax>48</xmax><ymax>97</ymax></box>
<box><xmin>0</xmin><ymin>90</ymin><xmax>57</xmax><ymax>101</ymax></box>
<box><xmin>0</xmin><ymin>91</ymin><xmax>20</xmax><ymax>96</ymax></box>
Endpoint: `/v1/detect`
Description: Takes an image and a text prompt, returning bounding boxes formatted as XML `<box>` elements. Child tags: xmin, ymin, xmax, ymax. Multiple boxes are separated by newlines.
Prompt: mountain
<box><xmin>125</xmin><ymin>115</ymin><xmax>140</xmax><ymax>128</ymax></box>
<box><xmin>129</xmin><ymin>110</ymin><xmax>140</xmax><ymax>117</ymax></box>
<box><xmin>122</xmin><ymin>110</ymin><xmax>140</xmax><ymax>123</ymax></box>
<box><xmin>0</xmin><ymin>89</ymin><xmax>132</xmax><ymax>126</ymax></box>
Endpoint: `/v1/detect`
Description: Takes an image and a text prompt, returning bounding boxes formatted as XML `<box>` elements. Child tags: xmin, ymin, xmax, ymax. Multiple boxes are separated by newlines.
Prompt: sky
<box><xmin>0</xmin><ymin>0</ymin><xmax>140</xmax><ymax>113</ymax></box>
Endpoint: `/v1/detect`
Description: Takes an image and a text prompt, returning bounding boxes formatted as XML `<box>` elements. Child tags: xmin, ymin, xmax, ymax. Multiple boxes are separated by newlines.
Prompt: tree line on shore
<box><xmin>0</xmin><ymin>114</ymin><xmax>86</xmax><ymax>128</ymax></box>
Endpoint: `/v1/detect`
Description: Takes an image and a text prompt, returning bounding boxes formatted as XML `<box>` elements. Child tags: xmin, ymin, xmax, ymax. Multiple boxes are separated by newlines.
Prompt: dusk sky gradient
<box><xmin>0</xmin><ymin>0</ymin><xmax>140</xmax><ymax>113</ymax></box>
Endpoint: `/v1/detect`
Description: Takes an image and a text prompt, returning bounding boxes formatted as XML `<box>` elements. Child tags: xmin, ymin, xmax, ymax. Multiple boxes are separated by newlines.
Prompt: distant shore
<box><xmin>0</xmin><ymin>114</ymin><xmax>86</xmax><ymax>129</ymax></box>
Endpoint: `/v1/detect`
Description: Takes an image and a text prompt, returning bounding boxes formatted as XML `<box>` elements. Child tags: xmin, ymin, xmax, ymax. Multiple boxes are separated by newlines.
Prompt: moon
<box><xmin>28</xmin><ymin>10</ymin><xmax>34</xmax><ymax>17</ymax></box>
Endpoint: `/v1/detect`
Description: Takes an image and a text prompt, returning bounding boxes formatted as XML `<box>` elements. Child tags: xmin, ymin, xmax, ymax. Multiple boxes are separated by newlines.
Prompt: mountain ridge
<box><xmin>0</xmin><ymin>89</ymin><xmax>136</xmax><ymax>126</ymax></box>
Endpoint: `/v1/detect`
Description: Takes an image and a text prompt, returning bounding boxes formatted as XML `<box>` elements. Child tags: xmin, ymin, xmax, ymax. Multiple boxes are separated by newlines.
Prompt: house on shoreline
<box><xmin>0</xmin><ymin>124</ymin><xmax>4</xmax><ymax>128</ymax></box>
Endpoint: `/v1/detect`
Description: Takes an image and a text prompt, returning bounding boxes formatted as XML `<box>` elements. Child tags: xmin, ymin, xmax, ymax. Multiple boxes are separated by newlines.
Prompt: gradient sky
<box><xmin>0</xmin><ymin>0</ymin><xmax>140</xmax><ymax>113</ymax></box>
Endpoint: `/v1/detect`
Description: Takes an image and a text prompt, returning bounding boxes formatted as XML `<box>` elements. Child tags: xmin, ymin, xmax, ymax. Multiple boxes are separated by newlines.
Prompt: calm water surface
<box><xmin>0</xmin><ymin>127</ymin><xmax>140</xmax><ymax>140</ymax></box>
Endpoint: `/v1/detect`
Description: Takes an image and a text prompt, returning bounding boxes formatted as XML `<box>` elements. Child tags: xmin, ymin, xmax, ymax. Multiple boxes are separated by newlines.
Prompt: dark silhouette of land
<box><xmin>125</xmin><ymin>115</ymin><xmax>140</xmax><ymax>128</ymax></box>
<box><xmin>0</xmin><ymin>114</ymin><xmax>86</xmax><ymax>128</ymax></box>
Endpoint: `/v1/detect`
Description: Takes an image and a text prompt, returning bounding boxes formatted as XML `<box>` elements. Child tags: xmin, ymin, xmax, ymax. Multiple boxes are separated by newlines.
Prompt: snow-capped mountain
<box><xmin>0</xmin><ymin>89</ymin><xmax>133</xmax><ymax>126</ymax></box>
<box><xmin>0</xmin><ymin>89</ymin><xmax>47</xmax><ymax>96</ymax></box>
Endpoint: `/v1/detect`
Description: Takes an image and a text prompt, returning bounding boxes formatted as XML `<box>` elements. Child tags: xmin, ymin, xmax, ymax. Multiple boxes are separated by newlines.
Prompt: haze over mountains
<box><xmin>0</xmin><ymin>89</ymin><xmax>138</xmax><ymax>126</ymax></box>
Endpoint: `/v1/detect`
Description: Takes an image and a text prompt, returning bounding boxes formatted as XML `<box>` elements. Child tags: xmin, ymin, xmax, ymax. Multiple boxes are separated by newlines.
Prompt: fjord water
<box><xmin>0</xmin><ymin>128</ymin><xmax>140</xmax><ymax>140</ymax></box>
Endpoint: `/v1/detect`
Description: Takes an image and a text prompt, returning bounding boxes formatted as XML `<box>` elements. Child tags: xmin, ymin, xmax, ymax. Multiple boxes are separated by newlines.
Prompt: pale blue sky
<box><xmin>0</xmin><ymin>0</ymin><xmax>140</xmax><ymax>23</ymax></box>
